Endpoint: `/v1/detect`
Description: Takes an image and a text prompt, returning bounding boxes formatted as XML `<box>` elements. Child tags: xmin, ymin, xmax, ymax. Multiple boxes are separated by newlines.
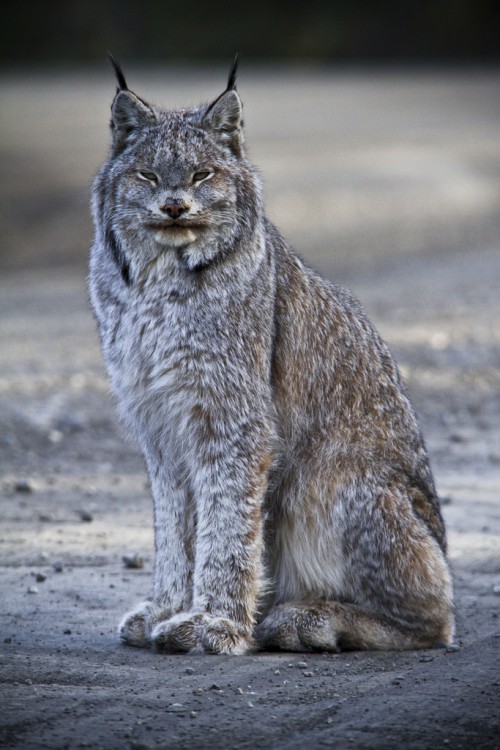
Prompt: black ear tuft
<box><xmin>108</xmin><ymin>52</ymin><xmax>129</xmax><ymax>92</ymax></box>
<box><xmin>226</xmin><ymin>53</ymin><xmax>239</xmax><ymax>92</ymax></box>
<box><xmin>107</xmin><ymin>57</ymin><xmax>155</xmax><ymax>154</ymax></box>
<box><xmin>201</xmin><ymin>56</ymin><xmax>244</xmax><ymax>155</ymax></box>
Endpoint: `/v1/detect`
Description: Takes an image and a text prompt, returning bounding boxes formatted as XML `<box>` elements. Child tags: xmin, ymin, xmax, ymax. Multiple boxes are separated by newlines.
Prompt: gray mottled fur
<box><xmin>89</xmin><ymin>61</ymin><xmax>454</xmax><ymax>654</ymax></box>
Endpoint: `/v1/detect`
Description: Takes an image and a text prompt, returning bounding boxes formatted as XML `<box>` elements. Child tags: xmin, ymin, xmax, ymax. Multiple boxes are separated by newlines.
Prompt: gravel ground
<box><xmin>1</xmin><ymin>66</ymin><xmax>499</xmax><ymax>749</ymax></box>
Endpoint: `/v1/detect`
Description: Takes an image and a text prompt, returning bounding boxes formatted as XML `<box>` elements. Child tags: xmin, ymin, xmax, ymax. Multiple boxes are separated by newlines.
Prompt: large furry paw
<box><xmin>118</xmin><ymin>601</ymin><xmax>170</xmax><ymax>648</ymax></box>
<box><xmin>256</xmin><ymin>603</ymin><xmax>340</xmax><ymax>652</ymax></box>
<box><xmin>151</xmin><ymin>612</ymin><xmax>253</xmax><ymax>655</ymax></box>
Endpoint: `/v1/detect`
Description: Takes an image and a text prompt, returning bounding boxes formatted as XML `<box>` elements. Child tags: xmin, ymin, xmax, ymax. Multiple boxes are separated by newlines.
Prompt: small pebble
<box><xmin>35</xmin><ymin>572</ymin><xmax>47</xmax><ymax>583</ymax></box>
<box><xmin>55</xmin><ymin>414</ymin><xmax>85</xmax><ymax>433</ymax></box>
<box><xmin>122</xmin><ymin>554</ymin><xmax>144</xmax><ymax>569</ymax></box>
<box><xmin>190</xmin><ymin>711</ymin><xmax>197</xmax><ymax>719</ymax></box>
<box><xmin>4</xmin><ymin>637</ymin><xmax>12</xmax><ymax>644</ymax></box>
<box><xmin>15</xmin><ymin>479</ymin><xmax>35</xmax><ymax>493</ymax></box>
<box><xmin>303</xmin><ymin>671</ymin><xmax>314</xmax><ymax>677</ymax></box>
<box><xmin>27</xmin><ymin>586</ymin><xmax>38</xmax><ymax>594</ymax></box>
<box><xmin>445</xmin><ymin>644</ymin><xmax>461</xmax><ymax>653</ymax></box>
<box><xmin>79</xmin><ymin>510</ymin><xmax>93</xmax><ymax>522</ymax></box>
<box><xmin>166</xmin><ymin>703</ymin><xmax>186</xmax><ymax>713</ymax></box>
<box><xmin>236</xmin><ymin>687</ymin><xmax>244</xmax><ymax>694</ymax></box>
<box><xmin>52</xmin><ymin>561</ymin><xmax>64</xmax><ymax>573</ymax></box>
<box><xmin>274</xmin><ymin>669</ymin><xmax>280</xmax><ymax>675</ymax></box>
<box><xmin>209</xmin><ymin>683</ymin><xmax>222</xmax><ymax>690</ymax></box>
<box><xmin>39</xmin><ymin>513</ymin><xmax>54</xmax><ymax>522</ymax></box>
<box><xmin>185</xmin><ymin>667</ymin><xmax>194</xmax><ymax>674</ymax></box>
<box><xmin>432</xmin><ymin>640</ymin><xmax>448</xmax><ymax>649</ymax></box>
<box><xmin>297</xmin><ymin>661</ymin><xmax>308</xmax><ymax>668</ymax></box>
<box><xmin>63</xmin><ymin>629</ymin><xmax>72</xmax><ymax>635</ymax></box>
<box><xmin>193</xmin><ymin>688</ymin><xmax>204</xmax><ymax>696</ymax></box>
<box><xmin>419</xmin><ymin>655</ymin><xmax>434</xmax><ymax>662</ymax></box>
<box><xmin>493</xmin><ymin>585</ymin><xmax>500</xmax><ymax>595</ymax></box>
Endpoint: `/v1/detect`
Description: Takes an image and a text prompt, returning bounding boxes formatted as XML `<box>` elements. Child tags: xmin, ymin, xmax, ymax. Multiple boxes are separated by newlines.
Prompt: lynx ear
<box><xmin>108</xmin><ymin>54</ymin><xmax>155</xmax><ymax>152</ymax></box>
<box><xmin>202</xmin><ymin>55</ymin><xmax>244</xmax><ymax>154</ymax></box>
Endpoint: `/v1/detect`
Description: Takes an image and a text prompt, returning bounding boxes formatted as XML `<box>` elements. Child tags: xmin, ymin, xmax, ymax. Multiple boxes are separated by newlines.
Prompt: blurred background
<box><xmin>2</xmin><ymin>0</ymin><xmax>500</xmax><ymax>65</ymax></box>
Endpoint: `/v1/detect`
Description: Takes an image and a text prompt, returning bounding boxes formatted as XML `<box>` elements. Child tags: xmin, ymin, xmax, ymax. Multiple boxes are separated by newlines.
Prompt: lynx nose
<box><xmin>160</xmin><ymin>200</ymin><xmax>190</xmax><ymax>219</ymax></box>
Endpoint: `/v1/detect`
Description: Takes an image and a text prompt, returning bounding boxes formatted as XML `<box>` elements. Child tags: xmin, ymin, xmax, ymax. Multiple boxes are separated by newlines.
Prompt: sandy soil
<box><xmin>1</xmin><ymin>67</ymin><xmax>499</xmax><ymax>749</ymax></box>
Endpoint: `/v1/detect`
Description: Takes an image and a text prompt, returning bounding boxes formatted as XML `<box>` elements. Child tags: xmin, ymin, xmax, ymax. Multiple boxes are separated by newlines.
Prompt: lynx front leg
<box><xmin>119</xmin><ymin>455</ymin><xmax>195</xmax><ymax>647</ymax></box>
<box><xmin>152</xmin><ymin>422</ymin><xmax>271</xmax><ymax>655</ymax></box>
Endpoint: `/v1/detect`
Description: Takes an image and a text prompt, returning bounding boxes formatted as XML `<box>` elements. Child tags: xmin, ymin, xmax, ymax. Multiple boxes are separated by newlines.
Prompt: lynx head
<box><xmin>93</xmin><ymin>55</ymin><xmax>263</xmax><ymax>283</ymax></box>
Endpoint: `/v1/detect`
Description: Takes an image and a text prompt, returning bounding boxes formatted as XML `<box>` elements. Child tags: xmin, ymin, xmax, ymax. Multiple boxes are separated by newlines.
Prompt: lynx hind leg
<box><xmin>256</xmin><ymin>601</ymin><xmax>444</xmax><ymax>653</ymax></box>
<box><xmin>259</xmin><ymin>467</ymin><xmax>455</xmax><ymax>652</ymax></box>
<box><xmin>118</xmin><ymin>601</ymin><xmax>170</xmax><ymax>648</ymax></box>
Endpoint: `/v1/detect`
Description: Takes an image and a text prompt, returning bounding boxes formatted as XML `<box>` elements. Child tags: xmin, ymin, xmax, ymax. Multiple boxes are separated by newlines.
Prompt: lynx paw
<box><xmin>256</xmin><ymin>604</ymin><xmax>339</xmax><ymax>652</ymax></box>
<box><xmin>118</xmin><ymin>601</ymin><xmax>169</xmax><ymax>648</ymax></box>
<box><xmin>151</xmin><ymin>612</ymin><xmax>253</xmax><ymax>655</ymax></box>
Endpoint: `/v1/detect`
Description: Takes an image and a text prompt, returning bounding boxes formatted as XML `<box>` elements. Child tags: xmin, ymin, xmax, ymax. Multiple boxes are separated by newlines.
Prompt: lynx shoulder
<box><xmin>89</xmin><ymin>58</ymin><xmax>454</xmax><ymax>655</ymax></box>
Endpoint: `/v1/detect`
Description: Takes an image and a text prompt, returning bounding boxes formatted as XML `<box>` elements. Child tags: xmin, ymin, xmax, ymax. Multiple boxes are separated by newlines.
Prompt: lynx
<box><xmin>89</xmin><ymin>57</ymin><xmax>454</xmax><ymax>655</ymax></box>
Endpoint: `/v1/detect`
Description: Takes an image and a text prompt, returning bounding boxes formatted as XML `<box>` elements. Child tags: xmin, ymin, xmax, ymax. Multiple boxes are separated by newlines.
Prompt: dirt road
<box><xmin>1</xmin><ymin>66</ymin><xmax>499</xmax><ymax>749</ymax></box>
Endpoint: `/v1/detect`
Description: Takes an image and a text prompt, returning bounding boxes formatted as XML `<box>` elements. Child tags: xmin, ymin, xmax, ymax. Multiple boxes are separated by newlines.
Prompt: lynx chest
<box><xmin>101</xmin><ymin>278</ymin><xmax>234</xmax><ymax>442</ymax></box>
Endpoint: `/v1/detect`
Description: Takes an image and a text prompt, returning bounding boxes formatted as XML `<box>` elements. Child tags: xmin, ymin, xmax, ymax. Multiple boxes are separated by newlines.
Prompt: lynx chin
<box><xmin>89</xmin><ymin>57</ymin><xmax>454</xmax><ymax>655</ymax></box>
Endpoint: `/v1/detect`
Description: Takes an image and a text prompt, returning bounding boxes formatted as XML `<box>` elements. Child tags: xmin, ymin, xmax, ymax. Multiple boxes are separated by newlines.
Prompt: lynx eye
<box><xmin>192</xmin><ymin>170</ymin><xmax>212</xmax><ymax>183</ymax></box>
<box><xmin>137</xmin><ymin>170</ymin><xmax>158</xmax><ymax>183</ymax></box>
